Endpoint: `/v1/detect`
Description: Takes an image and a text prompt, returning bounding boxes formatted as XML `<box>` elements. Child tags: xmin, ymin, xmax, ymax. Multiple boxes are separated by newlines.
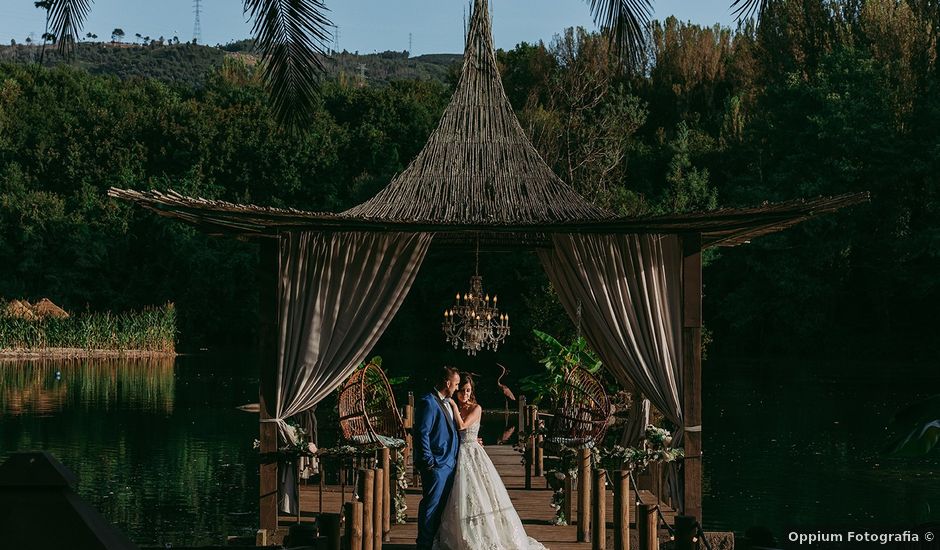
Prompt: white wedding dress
<box><xmin>434</xmin><ymin>419</ymin><xmax>548</xmax><ymax>550</ymax></box>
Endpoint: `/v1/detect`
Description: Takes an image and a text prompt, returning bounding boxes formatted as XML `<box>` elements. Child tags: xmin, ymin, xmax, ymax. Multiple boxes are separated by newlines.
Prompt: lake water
<box><xmin>0</xmin><ymin>354</ymin><xmax>936</xmax><ymax>546</ymax></box>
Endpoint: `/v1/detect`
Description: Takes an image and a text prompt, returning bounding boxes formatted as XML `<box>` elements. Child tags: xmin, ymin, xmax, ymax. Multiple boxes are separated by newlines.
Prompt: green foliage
<box><xmin>884</xmin><ymin>394</ymin><xmax>940</xmax><ymax>456</ymax></box>
<box><xmin>519</xmin><ymin>330</ymin><xmax>602</xmax><ymax>405</ymax></box>
<box><xmin>0</xmin><ymin>0</ymin><xmax>937</xmax><ymax>362</ymax></box>
<box><xmin>0</xmin><ymin>302</ymin><xmax>176</xmax><ymax>352</ymax></box>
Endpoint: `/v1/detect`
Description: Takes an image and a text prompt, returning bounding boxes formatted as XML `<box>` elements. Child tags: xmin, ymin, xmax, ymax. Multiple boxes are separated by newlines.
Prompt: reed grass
<box><xmin>0</xmin><ymin>303</ymin><xmax>176</xmax><ymax>354</ymax></box>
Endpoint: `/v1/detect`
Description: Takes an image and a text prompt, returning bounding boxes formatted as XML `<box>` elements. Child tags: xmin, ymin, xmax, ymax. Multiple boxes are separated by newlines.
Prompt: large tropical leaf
<box><xmin>883</xmin><ymin>394</ymin><xmax>940</xmax><ymax>457</ymax></box>
<box><xmin>585</xmin><ymin>0</ymin><xmax>653</xmax><ymax>68</ymax></box>
<box><xmin>244</xmin><ymin>0</ymin><xmax>333</xmax><ymax>129</ymax></box>
<box><xmin>47</xmin><ymin>0</ymin><xmax>93</xmax><ymax>56</ymax></box>
<box><xmin>730</xmin><ymin>0</ymin><xmax>771</xmax><ymax>21</ymax></box>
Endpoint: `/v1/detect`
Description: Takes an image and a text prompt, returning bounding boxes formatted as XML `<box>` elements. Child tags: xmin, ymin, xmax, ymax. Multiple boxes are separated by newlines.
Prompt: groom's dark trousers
<box><xmin>413</xmin><ymin>391</ymin><xmax>459</xmax><ymax>550</ymax></box>
<box><xmin>416</xmin><ymin>464</ymin><xmax>456</xmax><ymax>549</ymax></box>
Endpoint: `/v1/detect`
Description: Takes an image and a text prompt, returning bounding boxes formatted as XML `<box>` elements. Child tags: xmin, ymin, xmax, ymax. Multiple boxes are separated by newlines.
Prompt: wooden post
<box><xmin>525</xmin><ymin>405</ymin><xmax>535</xmax><ymax>489</ymax></box>
<box><xmin>403</xmin><ymin>405</ymin><xmax>414</xmax><ymax>428</ymax></box>
<box><xmin>373</xmin><ymin>468</ymin><xmax>384</xmax><ymax>550</ymax></box>
<box><xmin>380</xmin><ymin>448</ymin><xmax>391</xmax><ymax>541</ymax></box>
<box><xmin>319</xmin><ymin>463</ymin><xmax>325</xmax><ymax>514</ymax></box>
<box><xmin>358</xmin><ymin>469</ymin><xmax>374</xmax><ymax>550</ymax></box>
<box><xmin>577</xmin><ymin>447</ymin><xmax>592</xmax><ymax>543</ymax></box>
<box><xmin>563</xmin><ymin>475</ymin><xmax>574</xmax><ymax>525</ymax></box>
<box><xmin>674</xmin><ymin>516</ymin><xmax>697</xmax><ymax>550</ymax></box>
<box><xmin>612</xmin><ymin>470</ymin><xmax>630</xmax><ymax>550</ymax></box>
<box><xmin>518</xmin><ymin>395</ymin><xmax>527</xmax><ymax>444</ymax></box>
<box><xmin>682</xmin><ymin>233</ymin><xmax>703</xmax><ymax>521</ymax></box>
<box><xmin>344</xmin><ymin>501</ymin><xmax>363</xmax><ymax>550</ymax></box>
<box><xmin>533</xmin><ymin>406</ymin><xmax>543</xmax><ymax>478</ymax></box>
<box><xmin>258</xmin><ymin>239</ymin><xmax>279</xmax><ymax>540</ymax></box>
<box><xmin>591</xmin><ymin>469</ymin><xmax>607</xmax><ymax>550</ymax></box>
<box><xmin>636</xmin><ymin>504</ymin><xmax>658</xmax><ymax>550</ymax></box>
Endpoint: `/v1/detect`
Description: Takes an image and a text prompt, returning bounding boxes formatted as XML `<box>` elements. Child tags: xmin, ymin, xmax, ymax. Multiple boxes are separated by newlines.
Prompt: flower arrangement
<box><xmin>598</xmin><ymin>425</ymin><xmax>684</xmax><ymax>472</ymax></box>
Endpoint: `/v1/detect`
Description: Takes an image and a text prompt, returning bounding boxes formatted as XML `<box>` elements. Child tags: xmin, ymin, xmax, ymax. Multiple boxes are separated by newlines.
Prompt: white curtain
<box><xmin>538</xmin><ymin>233</ymin><xmax>684</xmax><ymax>509</ymax></box>
<box><xmin>270</xmin><ymin>230</ymin><xmax>432</xmax><ymax>513</ymax></box>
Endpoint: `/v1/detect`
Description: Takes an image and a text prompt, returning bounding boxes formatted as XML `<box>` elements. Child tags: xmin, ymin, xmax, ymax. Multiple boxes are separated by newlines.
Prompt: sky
<box><xmin>0</xmin><ymin>0</ymin><xmax>737</xmax><ymax>56</ymax></box>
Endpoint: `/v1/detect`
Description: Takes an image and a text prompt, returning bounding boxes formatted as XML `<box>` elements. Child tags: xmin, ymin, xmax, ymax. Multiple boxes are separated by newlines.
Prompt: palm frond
<box><xmin>244</xmin><ymin>0</ymin><xmax>333</xmax><ymax>130</ymax></box>
<box><xmin>586</xmin><ymin>0</ymin><xmax>653</xmax><ymax>68</ymax></box>
<box><xmin>48</xmin><ymin>0</ymin><xmax>93</xmax><ymax>57</ymax></box>
<box><xmin>730</xmin><ymin>0</ymin><xmax>770</xmax><ymax>22</ymax></box>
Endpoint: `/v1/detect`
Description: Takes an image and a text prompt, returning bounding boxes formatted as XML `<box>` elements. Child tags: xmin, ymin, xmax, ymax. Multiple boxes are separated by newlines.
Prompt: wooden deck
<box><xmin>278</xmin><ymin>444</ymin><xmax>676</xmax><ymax>549</ymax></box>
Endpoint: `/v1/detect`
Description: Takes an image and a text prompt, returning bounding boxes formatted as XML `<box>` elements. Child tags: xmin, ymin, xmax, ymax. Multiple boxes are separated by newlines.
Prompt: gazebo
<box><xmin>109</xmin><ymin>0</ymin><xmax>867</xmax><ymax>539</ymax></box>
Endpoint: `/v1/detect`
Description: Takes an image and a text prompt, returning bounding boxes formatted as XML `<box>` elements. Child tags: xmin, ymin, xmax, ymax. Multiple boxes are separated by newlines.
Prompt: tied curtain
<box><xmin>538</xmin><ymin>233</ymin><xmax>685</xmax><ymax>510</ymax></box>
<box><xmin>270</xmin><ymin>230</ymin><xmax>432</xmax><ymax>513</ymax></box>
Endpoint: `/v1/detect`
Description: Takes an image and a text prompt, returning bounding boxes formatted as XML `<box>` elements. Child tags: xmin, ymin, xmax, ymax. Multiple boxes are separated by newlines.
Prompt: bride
<box><xmin>435</xmin><ymin>372</ymin><xmax>548</xmax><ymax>550</ymax></box>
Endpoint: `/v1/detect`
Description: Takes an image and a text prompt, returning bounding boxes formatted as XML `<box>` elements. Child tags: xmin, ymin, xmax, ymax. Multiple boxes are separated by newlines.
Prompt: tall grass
<box><xmin>0</xmin><ymin>303</ymin><xmax>176</xmax><ymax>353</ymax></box>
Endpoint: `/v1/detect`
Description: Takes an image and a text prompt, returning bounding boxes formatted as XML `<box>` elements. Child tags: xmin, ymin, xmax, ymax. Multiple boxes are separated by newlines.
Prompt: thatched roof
<box><xmin>107</xmin><ymin>0</ymin><xmax>869</xmax><ymax>248</ymax></box>
<box><xmin>342</xmin><ymin>0</ymin><xmax>611</xmax><ymax>225</ymax></box>
<box><xmin>106</xmin><ymin>188</ymin><xmax>868</xmax><ymax>248</ymax></box>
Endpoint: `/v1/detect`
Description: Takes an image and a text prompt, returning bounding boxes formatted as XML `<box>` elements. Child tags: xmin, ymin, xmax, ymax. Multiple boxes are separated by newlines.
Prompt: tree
<box><xmin>34</xmin><ymin>0</ymin><xmax>52</xmax><ymax>64</ymax></box>
<box><xmin>135</xmin><ymin>32</ymin><xmax>141</xmax><ymax>44</ymax></box>
<box><xmin>31</xmin><ymin>0</ymin><xmax>776</xmax><ymax>131</ymax></box>
<box><xmin>111</xmin><ymin>28</ymin><xmax>124</xmax><ymax>43</ymax></box>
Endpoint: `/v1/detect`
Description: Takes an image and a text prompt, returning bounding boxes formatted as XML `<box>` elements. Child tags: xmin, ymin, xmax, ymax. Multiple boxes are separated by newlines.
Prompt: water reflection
<box><xmin>0</xmin><ymin>354</ymin><xmax>258</xmax><ymax>547</ymax></box>
<box><xmin>0</xmin><ymin>357</ymin><xmax>175</xmax><ymax>415</ymax></box>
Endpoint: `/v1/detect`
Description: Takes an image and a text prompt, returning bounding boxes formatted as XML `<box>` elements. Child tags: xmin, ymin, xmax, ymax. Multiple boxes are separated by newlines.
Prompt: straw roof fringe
<box><xmin>105</xmin><ymin>187</ymin><xmax>869</xmax><ymax>248</ymax></box>
<box><xmin>107</xmin><ymin>0</ymin><xmax>870</xmax><ymax>247</ymax></box>
<box><xmin>341</xmin><ymin>0</ymin><xmax>611</xmax><ymax>224</ymax></box>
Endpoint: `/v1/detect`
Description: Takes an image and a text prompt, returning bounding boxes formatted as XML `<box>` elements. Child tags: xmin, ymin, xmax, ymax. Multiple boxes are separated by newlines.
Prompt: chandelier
<box><xmin>442</xmin><ymin>242</ymin><xmax>510</xmax><ymax>355</ymax></box>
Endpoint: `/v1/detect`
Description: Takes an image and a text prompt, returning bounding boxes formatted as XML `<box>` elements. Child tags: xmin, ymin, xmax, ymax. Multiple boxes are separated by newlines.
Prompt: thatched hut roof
<box><xmin>107</xmin><ymin>0</ymin><xmax>868</xmax><ymax>249</ymax></box>
<box><xmin>342</xmin><ymin>0</ymin><xmax>611</xmax><ymax>225</ymax></box>
<box><xmin>4</xmin><ymin>299</ymin><xmax>36</xmax><ymax>320</ymax></box>
<box><xmin>34</xmin><ymin>298</ymin><xmax>69</xmax><ymax>319</ymax></box>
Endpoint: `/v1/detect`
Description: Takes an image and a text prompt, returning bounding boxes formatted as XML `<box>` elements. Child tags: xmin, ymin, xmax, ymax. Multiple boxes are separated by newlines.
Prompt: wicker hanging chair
<box><xmin>338</xmin><ymin>361</ymin><xmax>406</xmax><ymax>448</ymax></box>
<box><xmin>545</xmin><ymin>366</ymin><xmax>611</xmax><ymax>448</ymax></box>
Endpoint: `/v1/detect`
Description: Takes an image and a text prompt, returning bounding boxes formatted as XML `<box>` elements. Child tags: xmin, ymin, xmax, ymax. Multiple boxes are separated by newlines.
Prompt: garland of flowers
<box><xmin>513</xmin><ymin>423</ymin><xmax>586</xmax><ymax>526</ymax></box>
<box><xmin>391</xmin><ymin>447</ymin><xmax>409</xmax><ymax>524</ymax></box>
<box><xmin>598</xmin><ymin>425</ymin><xmax>684</xmax><ymax>472</ymax></box>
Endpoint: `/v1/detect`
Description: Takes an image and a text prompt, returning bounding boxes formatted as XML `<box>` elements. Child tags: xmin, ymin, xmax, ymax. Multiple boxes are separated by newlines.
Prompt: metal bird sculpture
<box><xmin>496</xmin><ymin>363</ymin><xmax>516</xmax><ymax>402</ymax></box>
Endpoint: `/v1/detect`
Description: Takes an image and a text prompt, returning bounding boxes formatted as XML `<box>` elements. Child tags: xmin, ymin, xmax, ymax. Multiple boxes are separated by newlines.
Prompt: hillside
<box><xmin>0</xmin><ymin>41</ymin><xmax>461</xmax><ymax>88</ymax></box>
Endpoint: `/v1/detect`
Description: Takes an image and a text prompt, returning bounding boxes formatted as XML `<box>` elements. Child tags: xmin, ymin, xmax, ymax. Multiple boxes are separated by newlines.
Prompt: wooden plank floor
<box><xmin>279</xmin><ymin>445</ymin><xmax>675</xmax><ymax>549</ymax></box>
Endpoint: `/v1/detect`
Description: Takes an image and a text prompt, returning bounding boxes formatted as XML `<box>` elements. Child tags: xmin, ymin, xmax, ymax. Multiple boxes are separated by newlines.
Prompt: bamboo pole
<box><xmin>637</xmin><ymin>504</ymin><xmax>658</xmax><ymax>550</ymax></box>
<box><xmin>344</xmin><ymin>501</ymin><xmax>363</xmax><ymax>550</ymax></box>
<box><xmin>612</xmin><ymin>470</ymin><xmax>630</xmax><ymax>550</ymax></box>
<box><xmin>592</xmin><ymin>469</ymin><xmax>607</xmax><ymax>550</ymax></box>
<box><xmin>358</xmin><ymin>469</ymin><xmax>374</xmax><ymax>550</ymax></box>
<box><xmin>380</xmin><ymin>448</ymin><xmax>391</xmax><ymax>541</ymax></box>
<box><xmin>373</xmin><ymin>468</ymin><xmax>384</xmax><ymax>550</ymax></box>
<box><xmin>577</xmin><ymin>447</ymin><xmax>592</xmax><ymax>543</ymax></box>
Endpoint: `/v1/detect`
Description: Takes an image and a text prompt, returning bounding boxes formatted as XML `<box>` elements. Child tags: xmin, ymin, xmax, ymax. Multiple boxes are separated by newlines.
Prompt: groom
<box><xmin>413</xmin><ymin>366</ymin><xmax>461</xmax><ymax>550</ymax></box>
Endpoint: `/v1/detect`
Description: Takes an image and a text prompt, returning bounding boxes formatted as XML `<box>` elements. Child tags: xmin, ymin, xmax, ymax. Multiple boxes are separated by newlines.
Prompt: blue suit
<box><xmin>412</xmin><ymin>390</ymin><xmax>460</xmax><ymax>549</ymax></box>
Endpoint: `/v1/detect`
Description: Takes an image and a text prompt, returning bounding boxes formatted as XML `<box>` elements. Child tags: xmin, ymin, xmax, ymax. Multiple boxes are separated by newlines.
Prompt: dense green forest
<box><xmin>0</xmin><ymin>41</ymin><xmax>460</xmax><ymax>88</ymax></box>
<box><xmin>0</xmin><ymin>0</ymin><xmax>936</xmax><ymax>362</ymax></box>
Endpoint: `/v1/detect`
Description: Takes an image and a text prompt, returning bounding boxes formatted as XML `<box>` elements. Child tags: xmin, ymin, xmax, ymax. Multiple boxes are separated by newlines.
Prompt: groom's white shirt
<box><xmin>436</xmin><ymin>389</ymin><xmax>454</xmax><ymax>422</ymax></box>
